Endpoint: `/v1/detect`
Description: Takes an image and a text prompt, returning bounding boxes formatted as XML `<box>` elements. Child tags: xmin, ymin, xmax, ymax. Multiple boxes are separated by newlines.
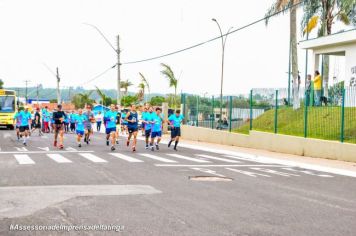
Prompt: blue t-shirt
<box><xmin>143</xmin><ymin>112</ymin><xmax>154</xmax><ymax>131</ymax></box>
<box><xmin>75</xmin><ymin>114</ymin><xmax>87</xmax><ymax>131</ymax></box>
<box><xmin>19</xmin><ymin>111</ymin><xmax>31</xmax><ymax>127</ymax></box>
<box><xmin>104</xmin><ymin>110</ymin><xmax>117</xmax><ymax>129</ymax></box>
<box><xmin>42</xmin><ymin>110</ymin><xmax>50</xmax><ymax>122</ymax></box>
<box><xmin>152</xmin><ymin>113</ymin><xmax>164</xmax><ymax>132</ymax></box>
<box><xmin>127</xmin><ymin>111</ymin><xmax>138</xmax><ymax>129</ymax></box>
<box><xmin>121</xmin><ymin>113</ymin><xmax>128</xmax><ymax>124</ymax></box>
<box><xmin>14</xmin><ymin>112</ymin><xmax>22</xmax><ymax>126</ymax></box>
<box><xmin>168</xmin><ymin>114</ymin><xmax>184</xmax><ymax>127</ymax></box>
<box><xmin>69</xmin><ymin>113</ymin><xmax>76</xmax><ymax>123</ymax></box>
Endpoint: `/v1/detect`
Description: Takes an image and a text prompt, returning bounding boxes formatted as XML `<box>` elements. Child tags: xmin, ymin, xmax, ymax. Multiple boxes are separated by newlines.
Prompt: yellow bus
<box><xmin>0</xmin><ymin>89</ymin><xmax>17</xmax><ymax>130</ymax></box>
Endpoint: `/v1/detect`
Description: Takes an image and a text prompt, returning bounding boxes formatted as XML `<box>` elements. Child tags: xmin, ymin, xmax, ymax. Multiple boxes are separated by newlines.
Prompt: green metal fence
<box><xmin>182</xmin><ymin>86</ymin><xmax>356</xmax><ymax>144</ymax></box>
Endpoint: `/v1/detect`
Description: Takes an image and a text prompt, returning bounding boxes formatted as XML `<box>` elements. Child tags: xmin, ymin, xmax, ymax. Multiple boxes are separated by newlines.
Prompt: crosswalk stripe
<box><xmin>47</xmin><ymin>154</ymin><xmax>72</xmax><ymax>163</ymax></box>
<box><xmin>79</xmin><ymin>153</ymin><xmax>107</xmax><ymax>163</ymax></box>
<box><xmin>14</xmin><ymin>154</ymin><xmax>35</xmax><ymax>165</ymax></box>
<box><xmin>139</xmin><ymin>154</ymin><xmax>177</xmax><ymax>163</ymax></box>
<box><xmin>167</xmin><ymin>154</ymin><xmax>211</xmax><ymax>163</ymax></box>
<box><xmin>109</xmin><ymin>153</ymin><xmax>143</xmax><ymax>163</ymax></box>
<box><xmin>196</xmin><ymin>154</ymin><xmax>240</xmax><ymax>163</ymax></box>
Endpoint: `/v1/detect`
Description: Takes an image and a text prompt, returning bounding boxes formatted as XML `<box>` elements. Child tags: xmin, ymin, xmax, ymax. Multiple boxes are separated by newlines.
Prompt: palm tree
<box><xmin>160</xmin><ymin>63</ymin><xmax>178</xmax><ymax>109</ymax></box>
<box><xmin>95</xmin><ymin>86</ymin><xmax>108</xmax><ymax>106</ymax></box>
<box><xmin>302</xmin><ymin>0</ymin><xmax>356</xmax><ymax>95</ymax></box>
<box><xmin>266</xmin><ymin>0</ymin><xmax>302</xmax><ymax>109</ymax></box>
<box><xmin>139</xmin><ymin>72</ymin><xmax>150</xmax><ymax>102</ymax></box>
<box><xmin>137</xmin><ymin>82</ymin><xmax>145</xmax><ymax>102</ymax></box>
<box><xmin>0</xmin><ymin>79</ymin><xmax>3</xmax><ymax>89</ymax></box>
<box><xmin>120</xmin><ymin>80</ymin><xmax>133</xmax><ymax>96</ymax></box>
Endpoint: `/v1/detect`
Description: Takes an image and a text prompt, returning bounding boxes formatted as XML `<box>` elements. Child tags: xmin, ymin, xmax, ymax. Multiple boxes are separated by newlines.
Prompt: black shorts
<box><xmin>145</xmin><ymin>129</ymin><xmax>151</xmax><ymax>138</ymax></box>
<box><xmin>128</xmin><ymin>127</ymin><xmax>138</xmax><ymax>134</ymax></box>
<box><xmin>171</xmin><ymin>127</ymin><xmax>181</xmax><ymax>138</ymax></box>
<box><xmin>33</xmin><ymin>123</ymin><xmax>41</xmax><ymax>129</ymax></box>
<box><xmin>54</xmin><ymin>124</ymin><xmax>64</xmax><ymax>132</ymax></box>
<box><xmin>19</xmin><ymin>125</ymin><xmax>29</xmax><ymax>132</ymax></box>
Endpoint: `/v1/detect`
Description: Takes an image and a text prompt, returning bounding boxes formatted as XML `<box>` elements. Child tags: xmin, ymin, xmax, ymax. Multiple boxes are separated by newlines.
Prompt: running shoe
<box><xmin>23</xmin><ymin>142</ymin><xmax>27</xmax><ymax>146</ymax></box>
<box><xmin>54</xmin><ymin>140</ymin><xmax>57</xmax><ymax>147</ymax></box>
<box><xmin>168</xmin><ymin>140</ymin><xmax>172</xmax><ymax>148</ymax></box>
<box><xmin>132</xmin><ymin>146</ymin><xmax>136</xmax><ymax>152</ymax></box>
<box><xmin>151</xmin><ymin>145</ymin><xmax>154</xmax><ymax>151</ymax></box>
<box><xmin>116</xmin><ymin>140</ymin><xmax>119</xmax><ymax>145</ymax></box>
<box><xmin>78</xmin><ymin>143</ymin><xmax>81</xmax><ymax>148</ymax></box>
<box><xmin>156</xmin><ymin>144</ymin><xmax>159</xmax><ymax>150</ymax></box>
<box><xmin>145</xmin><ymin>145</ymin><xmax>149</xmax><ymax>150</ymax></box>
<box><xmin>174</xmin><ymin>147</ymin><xmax>177</xmax><ymax>151</ymax></box>
<box><xmin>106</xmin><ymin>140</ymin><xmax>109</xmax><ymax>146</ymax></box>
<box><xmin>59</xmin><ymin>144</ymin><xmax>64</xmax><ymax>149</ymax></box>
<box><xmin>126</xmin><ymin>140</ymin><xmax>130</xmax><ymax>147</ymax></box>
<box><xmin>111</xmin><ymin>146</ymin><xmax>116</xmax><ymax>151</ymax></box>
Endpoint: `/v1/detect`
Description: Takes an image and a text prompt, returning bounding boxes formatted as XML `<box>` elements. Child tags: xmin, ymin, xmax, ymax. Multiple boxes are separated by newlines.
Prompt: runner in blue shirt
<box><xmin>104</xmin><ymin>104</ymin><xmax>118</xmax><ymax>151</ymax></box>
<box><xmin>125</xmin><ymin>104</ymin><xmax>139</xmax><ymax>152</ymax></box>
<box><xmin>168</xmin><ymin>110</ymin><xmax>184</xmax><ymax>151</ymax></box>
<box><xmin>121</xmin><ymin>110</ymin><xmax>128</xmax><ymax>135</ymax></box>
<box><xmin>142</xmin><ymin>106</ymin><xmax>155</xmax><ymax>149</ymax></box>
<box><xmin>69</xmin><ymin>111</ymin><xmax>76</xmax><ymax>133</ymax></box>
<box><xmin>74</xmin><ymin>109</ymin><xmax>87</xmax><ymax>147</ymax></box>
<box><xmin>13</xmin><ymin>108</ymin><xmax>22</xmax><ymax>140</ymax></box>
<box><xmin>141</xmin><ymin>104</ymin><xmax>149</xmax><ymax>136</ymax></box>
<box><xmin>18</xmin><ymin>107</ymin><xmax>32</xmax><ymax>146</ymax></box>
<box><xmin>150</xmin><ymin>107</ymin><xmax>164</xmax><ymax>151</ymax></box>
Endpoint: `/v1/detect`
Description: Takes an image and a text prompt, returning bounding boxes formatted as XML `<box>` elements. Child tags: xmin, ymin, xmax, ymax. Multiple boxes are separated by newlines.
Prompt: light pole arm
<box><xmin>83</xmin><ymin>23</ymin><xmax>118</xmax><ymax>55</ymax></box>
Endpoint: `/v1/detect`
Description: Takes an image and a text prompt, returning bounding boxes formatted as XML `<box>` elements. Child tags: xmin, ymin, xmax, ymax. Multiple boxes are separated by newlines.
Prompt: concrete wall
<box><xmin>181</xmin><ymin>125</ymin><xmax>356</xmax><ymax>162</ymax></box>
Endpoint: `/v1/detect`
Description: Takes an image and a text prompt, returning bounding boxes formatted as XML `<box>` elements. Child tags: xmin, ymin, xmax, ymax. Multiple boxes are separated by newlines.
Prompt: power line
<box><xmin>80</xmin><ymin>64</ymin><xmax>117</xmax><ymax>86</ymax></box>
<box><xmin>121</xmin><ymin>1</ymin><xmax>305</xmax><ymax>65</ymax></box>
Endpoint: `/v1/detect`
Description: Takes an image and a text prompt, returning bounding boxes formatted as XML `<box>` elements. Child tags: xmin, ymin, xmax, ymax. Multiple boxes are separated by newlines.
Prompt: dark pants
<box><xmin>70</xmin><ymin>123</ymin><xmax>76</xmax><ymax>132</ymax></box>
<box><xmin>97</xmin><ymin>121</ymin><xmax>102</xmax><ymax>131</ymax></box>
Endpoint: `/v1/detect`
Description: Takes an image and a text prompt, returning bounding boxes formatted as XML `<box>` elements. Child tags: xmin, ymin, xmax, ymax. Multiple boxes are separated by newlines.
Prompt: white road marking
<box><xmin>167</xmin><ymin>154</ymin><xmax>211</xmax><ymax>163</ymax></box>
<box><xmin>37</xmin><ymin>147</ymin><xmax>50</xmax><ymax>151</ymax></box>
<box><xmin>155</xmin><ymin>164</ymin><xmax>290</xmax><ymax>167</ymax></box>
<box><xmin>191</xmin><ymin>168</ymin><xmax>226</xmax><ymax>177</ymax></box>
<box><xmin>139</xmin><ymin>153</ymin><xmax>177</xmax><ymax>163</ymax></box>
<box><xmin>169</xmin><ymin>142</ymin><xmax>356</xmax><ymax>178</ymax></box>
<box><xmin>65</xmin><ymin>147</ymin><xmax>77</xmax><ymax>151</ymax></box>
<box><xmin>281</xmin><ymin>168</ymin><xmax>334</xmax><ymax>178</ymax></box>
<box><xmin>14</xmin><ymin>147</ymin><xmax>28</xmax><ymax>152</ymax></box>
<box><xmin>47</xmin><ymin>154</ymin><xmax>72</xmax><ymax>163</ymax></box>
<box><xmin>0</xmin><ymin>151</ymin><xmax>93</xmax><ymax>154</ymax></box>
<box><xmin>14</xmin><ymin>155</ymin><xmax>35</xmax><ymax>165</ymax></box>
<box><xmin>196</xmin><ymin>154</ymin><xmax>240</xmax><ymax>163</ymax></box>
<box><xmin>41</xmin><ymin>135</ymin><xmax>48</xmax><ymax>139</ymax></box>
<box><xmin>250</xmin><ymin>167</ymin><xmax>300</xmax><ymax>177</ymax></box>
<box><xmin>226</xmin><ymin>168</ymin><xmax>271</xmax><ymax>178</ymax></box>
<box><xmin>109</xmin><ymin>153</ymin><xmax>144</xmax><ymax>163</ymax></box>
<box><xmin>3</xmin><ymin>133</ymin><xmax>11</xmax><ymax>139</ymax></box>
<box><xmin>79</xmin><ymin>153</ymin><xmax>107</xmax><ymax>163</ymax></box>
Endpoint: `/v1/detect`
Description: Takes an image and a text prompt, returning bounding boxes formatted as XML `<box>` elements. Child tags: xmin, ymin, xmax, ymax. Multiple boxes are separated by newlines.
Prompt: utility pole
<box><xmin>56</xmin><ymin>67</ymin><xmax>61</xmax><ymax>104</ymax></box>
<box><xmin>117</xmin><ymin>35</ymin><xmax>121</xmax><ymax>106</ymax></box>
<box><xmin>24</xmin><ymin>80</ymin><xmax>31</xmax><ymax>105</ymax></box>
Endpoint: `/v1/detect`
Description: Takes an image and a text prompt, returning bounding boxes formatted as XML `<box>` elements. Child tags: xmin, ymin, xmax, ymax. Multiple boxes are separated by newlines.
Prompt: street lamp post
<box><xmin>212</xmin><ymin>18</ymin><xmax>233</xmax><ymax>128</ymax></box>
<box><xmin>84</xmin><ymin>23</ymin><xmax>121</xmax><ymax>106</ymax></box>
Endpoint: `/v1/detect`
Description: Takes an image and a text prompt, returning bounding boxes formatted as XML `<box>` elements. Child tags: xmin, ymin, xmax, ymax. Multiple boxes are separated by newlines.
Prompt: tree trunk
<box><xmin>291</xmin><ymin>2</ymin><xmax>299</xmax><ymax>110</ymax></box>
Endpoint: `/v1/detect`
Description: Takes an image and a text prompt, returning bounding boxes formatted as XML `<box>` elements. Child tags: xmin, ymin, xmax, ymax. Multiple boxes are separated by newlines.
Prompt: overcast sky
<box><xmin>0</xmin><ymin>0</ymin><xmax>351</xmax><ymax>96</ymax></box>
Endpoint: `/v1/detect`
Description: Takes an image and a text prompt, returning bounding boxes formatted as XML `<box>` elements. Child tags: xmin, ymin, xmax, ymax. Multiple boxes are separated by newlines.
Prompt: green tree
<box><xmin>150</xmin><ymin>96</ymin><xmax>166</xmax><ymax>106</ymax></box>
<box><xmin>121</xmin><ymin>95</ymin><xmax>138</xmax><ymax>107</ymax></box>
<box><xmin>161</xmin><ymin>63</ymin><xmax>178</xmax><ymax>109</ymax></box>
<box><xmin>0</xmin><ymin>79</ymin><xmax>3</xmax><ymax>89</ymax></box>
<box><xmin>71</xmin><ymin>91</ymin><xmax>94</xmax><ymax>109</ymax></box>
<box><xmin>165</xmin><ymin>94</ymin><xmax>180</xmax><ymax>109</ymax></box>
<box><xmin>266</xmin><ymin>0</ymin><xmax>301</xmax><ymax>110</ymax></box>
<box><xmin>137</xmin><ymin>83</ymin><xmax>145</xmax><ymax>102</ymax></box>
<box><xmin>302</xmin><ymin>0</ymin><xmax>356</xmax><ymax>92</ymax></box>
<box><xmin>120</xmin><ymin>80</ymin><xmax>133</xmax><ymax>96</ymax></box>
<box><xmin>49</xmin><ymin>99</ymin><xmax>57</xmax><ymax>103</ymax></box>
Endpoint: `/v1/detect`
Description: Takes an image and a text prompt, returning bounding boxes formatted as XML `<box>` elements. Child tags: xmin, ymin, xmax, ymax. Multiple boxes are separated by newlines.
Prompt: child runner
<box><xmin>69</xmin><ymin>110</ymin><xmax>76</xmax><ymax>133</ymax></box>
<box><xmin>168</xmin><ymin>109</ymin><xmax>184</xmax><ymax>151</ymax></box>
<box><xmin>150</xmin><ymin>107</ymin><xmax>164</xmax><ymax>151</ymax></box>
<box><xmin>13</xmin><ymin>108</ymin><xmax>21</xmax><ymax>140</ymax></box>
<box><xmin>83</xmin><ymin>106</ymin><xmax>95</xmax><ymax>145</ymax></box>
<box><xmin>104</xmin><ymin>104</ymin><xmax>118</xmax><ymax>151</ymax></box>
<box><xmin>74</xmin><ymin>109</ymin><xmax>87</xmax><ymax>147</ymax></box>
<box><xmin>142</xmin><ymin>106</ymin><xmax>154</xmax><ymax>149</ymax></box>
<box><xmin>115</xmin><ymin>106</ymin><xmax>121</xmax><ymax>144</ymax></box>
<box><xmin>31</xmin><ymin>107</ymin><xmax>43</xmax><ymax>136</ymax></box>
<box><xmin>125</xmin><ymin>104</ymin><xmax>139</xmax><ymax>152</ymax></box>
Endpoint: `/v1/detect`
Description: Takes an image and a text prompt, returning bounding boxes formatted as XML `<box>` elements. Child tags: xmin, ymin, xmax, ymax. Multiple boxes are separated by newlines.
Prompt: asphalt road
<box><xmin>0</xmin><ymin>129</ymin><xmax>355</xmax><ymax>236</ymax></box>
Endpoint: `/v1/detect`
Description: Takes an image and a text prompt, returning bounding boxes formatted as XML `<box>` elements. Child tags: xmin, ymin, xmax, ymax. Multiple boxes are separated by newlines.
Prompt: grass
<box><xmin>233</xmin><ymin>106</ymin><xmax>356</xmax><ymax>144</ymax></box>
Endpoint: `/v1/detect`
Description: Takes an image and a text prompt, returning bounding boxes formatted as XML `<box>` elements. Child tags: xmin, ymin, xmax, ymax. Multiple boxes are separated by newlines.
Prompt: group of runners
<box><xmin>13</xmin><ymin>103</ymin><xmax>184</xmax><ymax>152</ymax></box>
